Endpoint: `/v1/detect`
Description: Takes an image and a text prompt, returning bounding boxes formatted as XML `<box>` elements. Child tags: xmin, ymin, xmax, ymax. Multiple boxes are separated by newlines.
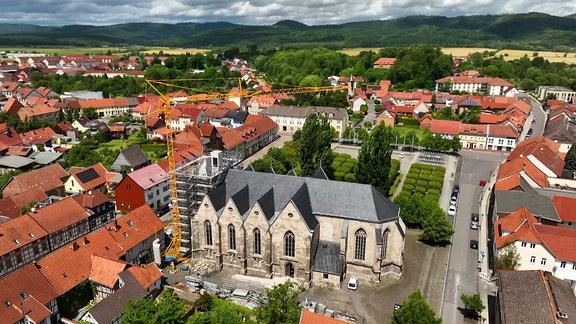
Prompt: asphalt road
<box><xmin>441</xmin><ymin>151</ymin><xmax>503</xmax><ymax>324</ymax></box>
<box><xmin>519</xmin><ymin>94</ymin><xmax>546</xmax><ymax>140</ymax></box>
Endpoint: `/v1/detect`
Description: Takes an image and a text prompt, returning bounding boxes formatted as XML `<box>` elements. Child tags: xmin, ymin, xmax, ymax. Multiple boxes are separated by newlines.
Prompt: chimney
<box><xmin>114</xmin><ymin>219</ymin><xmax>119</xmax><ymax>231</ymax></box>
<box><xmin>557</xmin><ymin>311</ymin><xmax>568</xmax><ymax>324</ymax></box>
<box><xmin>497</xmin><ymin>224</ymin><xmax>502</xmax><ymax>237</ymax></box>
<box><xmin>70</xmin><ymin>241</ymin><xmax>79</xmax><ymax>251</ymax></box>
<box><xmin>83</xmin><ymin>236</ymin><xmax>89</xmax><ymax>246</ymax></box>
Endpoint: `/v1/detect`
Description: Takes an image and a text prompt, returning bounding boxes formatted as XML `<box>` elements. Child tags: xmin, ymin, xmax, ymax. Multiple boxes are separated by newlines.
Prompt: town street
<box><xmin>441</xmin><ymin>151</ymin><xmax>503</xmax><ymax>323</ymax></box>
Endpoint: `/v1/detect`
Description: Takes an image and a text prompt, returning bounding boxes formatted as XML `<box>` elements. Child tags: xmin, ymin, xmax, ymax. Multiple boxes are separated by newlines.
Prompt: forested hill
<box><xmin>1</xmin><ymin>12</ymin><xmax>575</xmax><ymax>51</ymax></box>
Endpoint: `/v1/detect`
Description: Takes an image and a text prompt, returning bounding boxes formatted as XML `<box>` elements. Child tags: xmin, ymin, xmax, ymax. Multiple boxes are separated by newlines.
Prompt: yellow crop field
<box><xmin>0</xmin><ymin>46</ymin><xmax>210</xmax><ymax>56</ymax></box>
<box><xmin>441</xmin><ymin>47</ymin><xmax>495</xmax><ymax>56</ymax></box>
<box><xmin>339</xmin><ymin>48</ymin><xmax>381</xmax><ymax>56</ymax></box>
<box><xmin>495</xmin><ymin>49</ymin><xmax>576</xmax><ymax>63</ymax></box>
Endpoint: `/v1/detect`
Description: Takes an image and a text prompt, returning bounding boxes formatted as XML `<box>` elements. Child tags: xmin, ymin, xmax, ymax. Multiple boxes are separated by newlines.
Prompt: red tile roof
<box><xmin>436</xmin><ymin>76</ymin><xmax>513</xmax><ymax>87</ymax></box>
<box><xmin>487</xmin><ymin>124</ymin><xmax>518</xmax><ymax>138</ymax></box>
<box><xmin>300</xmin><ymin>310</ymin><xmax>349</xmax><ymax>324</ymax></box>
<box><xmin>126</xmin><ymin>263</ymin><xmax>162</xmax><ymax>289</ymax></box>
<box><xmin>534</xmin><ymin>224</ymin><xmax>576</xmax><ymax>262</ymax></box>
<box><xmin>105</xmin><ymin>205</ymin><xmax>164</xmax><ymax>252</ymax></box>
<box><xmin>17</xmin><ymin>105</ymin><xmax>58</xmax><ymax>121</ymax></box>
<box><xmin>0</xmin><ymin>187</ymin><xmax>48</xmax><ymax>220</ymax></box>
<box><xmin>0</xmin><ymin>264</ymin><xmax>58</xmax><ymax>323</ymax></box>
<box><xmin>430</xmin><ymin>119</ymin><xmax>462</xmax><ymax>135</ymax></box>
<box><xmin>508</xmin><ymin>136</ymin><xmax>564</xmax><ymax>177</ymax></box>
<box><xmin>68</xmin><ymin>98</ymin><xmax>130</xmax><ymax>109</ymax></box>
<box><xmin>479</xmin><ymin>113</ymin><xmax>507</xmax><ymax>124</ymax></box>
<box><xmin>222</xmin><ymin>115</ymin><xmax>278</xmax><ymax>149</ymax></box>
<box><xmin>0</xmin><ymin>215</ymin><xmax>49</xmax><ymax>255</ymax></box>
<box><xmin>494</xmin><ymin>207</ymin><xmax>540</xmax><ymax>249</ymax></box>
<box><xmin>89</xmin><ymin>255</ymin><xmax>128</xmax><ymax>287</ymax></box>
<box><xmin>27</xmin><ymin>197</ymin><xmax>89</xmax><ymax>233</ymax></box>
<box><xmin>2</xmin><ymin>164</ymin><xmax>68</xmax><ymax>197</ymax></box>
<box><xmin>373</xmin><ymin>57</ymin><xmax>396</xmax><ymax>66</ymax></box>
<box><xmin>552</xmin><ymin>196</ymin><xmax>576</xmax><ymax>223</ymax></box>
<box><xmin>36</xmin><ymin>229</ymin><xmax>124</xmax><ymax>295</ymax></box>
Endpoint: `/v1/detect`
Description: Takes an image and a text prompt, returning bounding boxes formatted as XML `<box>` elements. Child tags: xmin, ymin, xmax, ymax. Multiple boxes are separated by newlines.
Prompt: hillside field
<box><xmin>341</xmin><ymin>47</ymin><xmax>576</xmax><ymax>64</ymax></box>
<box><xmin>0</xmin><ymin>46</ymin><xmax>209</xmax><ymax>56</ymax></box>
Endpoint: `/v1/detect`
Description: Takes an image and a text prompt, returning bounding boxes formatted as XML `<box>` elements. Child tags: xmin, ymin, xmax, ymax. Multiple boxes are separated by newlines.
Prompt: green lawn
<box><xmin>97</xmin><ymin>134</ymin><xmax>166</xmax><ymax>163</ymax></box>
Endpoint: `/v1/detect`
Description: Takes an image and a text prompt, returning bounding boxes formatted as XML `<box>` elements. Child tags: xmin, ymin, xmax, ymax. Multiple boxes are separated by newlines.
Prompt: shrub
<box><xmin>339</xmin><ymin>153</ymin><xmax>352</xmax><ymax>159</ymax></box>
<box><xmin>413</xmin><ymin>192</ymin><xmax>425</xmax><ymax>200</ymax></box>
<box><xmin>402</xmin><ymin>184</ymin><xmax>415</xmax><ymax>192</ymax></box>
<box><xmin>427</xmin><ymin>188</ymin><xmax>440</xmax><ymax>196</ymax></box>
<box><xmin>334</xmin><ymin>171</ymin><xmax>345</xmax><ymax>181</ymax></box>
<box><xmin>416</xmin><ymin>180</ymin><xmax>428</xmax><ymax>187</ymax></box>
<box><xmin>418</xmin><ymin>174</ymin><xmax>431</xmax><ymax>182</ymax></box>
<box><xmin>420</xmin><ymin>164</ymin><xmax>434</xmax><ymax>171</ymax></box>
<box><xmin>406</xmin><ymin>172</ymin><xmax>419</xmax><ymax>179</ymax></box>
<box><xmin>414</xmin><ymin>186</ymin><xmax>427</xmax><ymax>194</ymax></box>
<box><xmin>404</xmin><ymin>178</ymin><xmax>417</xmax><ymax>185</ymax></box>
<box><xmin>398</xmin><ymin>117</ymin><xmax>420</xmax><ymax>126</ymax></box>
<box><xmin>428</xmin><ymin>181</ymin><xmax>443</xmax><ymax>190</ymax></box>
<box><xmin>343</xmin><ymin>161</ymin><xmax>357</xmax><ymax>169</ymax></box>
<box><xmin>344</xmin><ymin>173</ymin><xmax>357</xmax><ymax>182</ymax></box>
<box><xmin>433</xmin><ymin>166</ymin><xmax>446</xmax><ymax>173</ymax></box>
<box><xmin>430</xmin><ymin>176</ymin><xmax>445</xmax><ymax>184</ymax></box>
<box><xmin>337</xmin><ymin>165</ymin><xmax>352</xmax><ymax>173</ymax></box>
<box><xmin>426</xmin><ymin>193</ymin><xmax>440</xmax><ymax>201</ymax></box>
<box><xmin>432</xmin><ymin>171</ymin><xmax>445</xmax><ymax>178</ymax></box>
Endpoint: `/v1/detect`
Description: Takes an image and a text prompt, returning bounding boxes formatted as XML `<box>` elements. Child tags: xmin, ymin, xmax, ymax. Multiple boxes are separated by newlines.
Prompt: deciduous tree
<box><xmin>299</xmin><ymin>114</ymin><xmax>334</xmax><ymax>178</ymax></box>
<box><xmin>563</xmin><ymin>142</ymin><xmax>576</xmax><ymax>177</ymax></box>
<box><xmin>355</xmin><ymin>123</ymin><xmax>394</xmax><ymax>196</ymax></box>
<box><xmin>255</xmin><ymin>281</ymin><xmax>303</xmax><ymax>324</ymax></box>
<box><xmin>494</xmin><ymin>243</ymin><xmax>520</xmax><ymax>270</ymax></box>
<box><xmin>392</xmin><ymin>289</ymin><xmax>442</xmax><ymax>324</ymax></box>
<box><xmin>460</xmin><ymin>293</ymin><xmax>485</xmax><ymax>319</ymax></box>
<box><xmin>419</xmin><ymin>207</ymin><xmax>455</xmax><ymax>245</ymax></box>
<box><xmin>123</xmin><ymin>289</ymin><xmax>187</xmax><ymax>324</ymax></box>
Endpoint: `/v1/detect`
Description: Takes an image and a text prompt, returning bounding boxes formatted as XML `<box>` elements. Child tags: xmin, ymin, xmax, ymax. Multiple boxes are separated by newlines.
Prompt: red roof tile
<box><xmin>89</xmin><ymin>255</ymin><xmax>127</xmax><ymax>287</ymax></box>
<box><xmin>534</xmin><ymin>224</ymin><xmax>576</xmax><ymax>262</ymax></box>
<box><xmin>69</xmin><ymin>162</ymin><xmax>109</xmax><ymax>191</ymax></box>
<box><xmin>373</xmin><ymin>57</ymin><xmax>396</xmax><ymax>66</ymax></box>
<box><xmin>494</xmin><ymin>207</ymin><xmax>540</xmax><ymax>249</ymax></box>
<box><xmin>430</xmin><ymin>119</ymin><xmax>462</xmax><ymax>135</ymax></box>
<box><xmin>126</xmin><ymin>263</ymin><xmax>162</xmax><ymax>289</ymax></box>
<box><xmin>222</xmin><ymin>115</ymin><xmax>277</xmax><ymax>149</ymax></box>
<box><xmin>36</xmin><ymin>229</ymin><xmax>124</xmax><ymax>295</ymax></box>
<box><xmin>127</xmin><ymin>163</ymin><xmax>168</xmax><ymax>190</ymax></box>
<box><xmin>2</xmin><ymin>164</ymin><xmax>68</xmax><ymax>197</ymax></box>
<box><xmin>300</xmin><ymin>310</ymin><xmax>349</xmax><ymax>324</ymax></box>
<box><xmin>552</xmin><ymin>196</ymin><xmax>576</xmax><ymax>223</ymax></box>
<box><xmin>0</xmin><ymin>187</ymin><xmax>48</xmax><ymax>220</ymax></box>
<box><xmin>27</xmin><ymin>197</ymin><xmax>89</xmax><ymax>233</ymax></box>
<box><xmin>106</xmin><ymin>205</ymin><xmax>164</xmax><ymax>252</ymax></box>
<box><xmin>487</xmin><ymin>124</ymin><xmax>519</xmax><ymax>138</ymax></box>
<box><xmin>0</xmin><ymin>215</ymin><xmax>49</xmax><ymax>255</ymax></box>
<box><xmin>0</xmin><ymin>264</ymin><xmax>58</xmax><ymax>323</ymax></box>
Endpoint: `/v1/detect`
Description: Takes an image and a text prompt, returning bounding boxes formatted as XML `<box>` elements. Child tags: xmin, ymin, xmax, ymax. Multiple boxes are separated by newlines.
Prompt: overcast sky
<box><xmin>1</xmin><ymin>0</ymin><xmax>575</xmax><ymax>26</ymax></box>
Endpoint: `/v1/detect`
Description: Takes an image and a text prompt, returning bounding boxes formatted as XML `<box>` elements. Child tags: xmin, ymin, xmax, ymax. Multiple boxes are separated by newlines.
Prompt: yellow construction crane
<box><xmin>144</xmin><ymin>78</ymin><xmax>350</xmax><ymax>265</ymax></box>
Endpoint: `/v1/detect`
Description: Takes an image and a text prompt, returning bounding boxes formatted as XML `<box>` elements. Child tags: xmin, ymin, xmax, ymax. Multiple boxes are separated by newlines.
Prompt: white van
<box><xmin>347</xmin><ymin>277</ymin><xmax>358</xmax><ymax>290</ymax></box>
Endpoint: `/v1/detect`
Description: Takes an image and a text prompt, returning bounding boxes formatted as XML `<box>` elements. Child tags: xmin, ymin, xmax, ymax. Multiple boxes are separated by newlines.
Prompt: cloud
<box><xmin>0</xmin><ymin>0</ymin><xmax>574</xmax><ymax>26</ymax></box>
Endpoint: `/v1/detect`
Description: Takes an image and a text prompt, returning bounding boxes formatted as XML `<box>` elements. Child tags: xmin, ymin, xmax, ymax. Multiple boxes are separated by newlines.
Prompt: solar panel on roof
<box><xmin>77</xmin><ymin>168</ymin><xmax>100</xmax><ymax>183</ymax></box>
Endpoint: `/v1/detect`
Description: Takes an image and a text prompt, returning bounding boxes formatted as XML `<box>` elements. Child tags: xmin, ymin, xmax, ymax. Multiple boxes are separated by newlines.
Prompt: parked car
<box><xmin>470</xmin><ymin>221</ymin><xmax>479</xmax><ymax>230</ymax></box>
<box><xmin>479</xmin><ymin>179</ymin><xmax>487</xmax><ymax>186</ymax></box>
<box><xmin>470</xmin><ymin>240</ymin><xmax>478</xmax><ymax>249</ymax></box>
<box><xmin>450</xmin><ymin>195</ymin><xmax>457</xmax><ymax>206</ymax></box>
<box><xmin>471</xmin><ymin>213</ymin><xmax>479</xmax><ymax>222</ymax></box>
<box><xmin>448</xmin><ymin>205</ymin><xmax>457</xmax><ymax>216</ymax></box>
<box><xmin>528</xmin><ymin>128</ymin><xmax>533</xmax><ymax>135</ymax></box>
<box><xmin>348</xmin><ymin>277</ymin><xmax>358</xmax><ymax>290</ymax></box>
<box><xmin>452</xmin><ymin>185</ymin><xmax>460</xmax><ymax>194</ymax></box>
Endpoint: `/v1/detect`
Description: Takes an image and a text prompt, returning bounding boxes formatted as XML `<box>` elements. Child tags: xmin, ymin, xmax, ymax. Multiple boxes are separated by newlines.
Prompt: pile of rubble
<box><xmin>189</xmin><ymin>259</ymin><xmax>216</xmax><ymax>275</ymax></box>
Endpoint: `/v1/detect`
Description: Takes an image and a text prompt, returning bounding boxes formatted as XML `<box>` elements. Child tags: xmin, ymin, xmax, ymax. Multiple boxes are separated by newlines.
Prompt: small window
<box><xmin>228</xmin><ymin>207</ymin><xmax>233</xmax><ymax>212</ymax></box>
<box><xmin>541</xmin><ymin>258</ymin><xmax>547</xmax><ymax>265</ymax></box>
<box><xmin>560</xmin><ymin>261</ymin><xmax>566</xmax><ymax>268</ymax></box>
<box><xmin>530</xmin><ymin>256</ymin><xmax>536</xmax><ymax>263</ymax></box>
<box><xmin>127</xmin><ymin>220</ymin><xmax>134</xmax><ymax>227</ymax></box>
<box><xmin>287</xmin><ymin>213</ymin><xmax>293</xmax><ymax>218</ymax></box>
<box><xmin>323</xmin><ymin>273</ymin><xmax>329</xmax><ymax>279</ymax></box>
<box><xmin>521</xmin><ymin>242</ymin><xmax>527</xmax><ymax>247</ymax></box>
<box><xmin>572</xmin><ymin>264</ymin><xmax>576</xmax><ymax>270</ymax></box>
<box><xmin>530</xmin><ymin>243</ymin><xmax>536</xmax><ymax>248</ymax></box>
<box><xmin>126</xmin><ymin>184</ymin><xmax>131</xmax><ymax>190</ymax></box>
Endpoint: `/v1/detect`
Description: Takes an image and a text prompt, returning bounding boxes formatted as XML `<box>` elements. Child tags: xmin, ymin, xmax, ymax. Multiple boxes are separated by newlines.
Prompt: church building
<box><xmin>190</xmin><ymin>169</ymin><xmax>405</xmax><ymax>288</ymax></box>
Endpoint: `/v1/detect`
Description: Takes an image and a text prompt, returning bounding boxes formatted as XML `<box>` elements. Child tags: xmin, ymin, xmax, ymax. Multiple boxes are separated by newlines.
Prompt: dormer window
<box><xmin>13</xmin><ymin>239</ymin><xmax>19</xmax><ymax>245</ymax></box>
<box><xmin>127</xmin><ymin>220</ymin><xmax>134</xmax><ymax>227</ymax></box>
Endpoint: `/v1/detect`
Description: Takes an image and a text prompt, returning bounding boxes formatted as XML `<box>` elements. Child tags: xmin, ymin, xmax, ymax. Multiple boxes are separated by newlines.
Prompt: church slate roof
<box><xmin>207</xmin><ymin>169</ymin><xmax>399</xmax><ymax>229</ymax></box>
<box><xmin>313</xmin><ymin>240</ymin><xmax>344</xmax><ymax>275</ymax></box>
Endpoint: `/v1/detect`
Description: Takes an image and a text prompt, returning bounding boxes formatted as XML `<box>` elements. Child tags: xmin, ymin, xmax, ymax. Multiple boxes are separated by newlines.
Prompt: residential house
<box><xmin>220</xmin><ymin>115</ymin><xmax>278</xmax><ymax>159</ymax></box>
<box><xmin>82</xmin><ymin>263</ymin><xmax>162</xmax><ymax>324</ymax></box>
<box><xmin>552</xmin><ymin>195</ymin><xmax>576</xmax><ymax>229</ymax></box>
<box><xmin>1</xmin><ymin>163</ymin><xmax>68</xmax><ymax>198</ymax></box>
<box><xmin>536</xmin><ymin>86</ymin><xmax>576</xmax><ymax>103</ymax></box>
<box><xmin>27</xmin><ymin>197</ymin><xmax>91</xmax><ymax>251</ymax></box>
<box><xmin>73</xmin><ymin>190</ymin><xmax>116</xmax><ymax>232</ymax></box>
<box><xmin>497</xmin><ymin>270</ymin><xmax>576</xmax><ymax>324</ymax></box>
<box><xmin>260</xmin><ymin>105</ymin><xmax>348</xmax><ymax>137</ymax></box>
<box><xmin>428</xmin><ymin>119</ymin><xmax>462</xmax><ymax>139</ymax></box>
<box><xmin>67</xmin><ymin>98</ymin><xmax>138</xmax><ymax>117</ymax></box>
<box><xmin>110</xmin><ymin>145</ymin><xmax>150</xmax><ymax>172</ymax></box>
<box><xmin>114</xmin><ymin>163</ymin><xmax>170</xmax><ymax>214</ymax></box>
<box><xmin>191</xmin><ymin>169</ymin><xmax>405</xmax><ymax>288</ymax></box>
<box><xmin>0</xmin><ymin>215</ymin><xmax>50</xmax><ymax>278</ymax></box>
<box><xmin>0</xmin><ymin>264</ymin><xmax>59</xmax><ymax>324</ymax></box>
<box><xmin>104</xmin><ymin>206</ymin><xmax>165</xmax><ymax>265</ymax></box>
<box><xmin>108</xmin><ymin>123</ymin><xmax>127</xmax><ymax>139</ymax></box>
<box><xmin>544</xmin><ymin>101</ymin><xmax>576</xmax><ymax>147</ymax></box>
<box><xmin>373</xmin><ymin>57</ymin><xmax>396</xmax><ymax>69</ymax></box>
<box><xmin>376</xmin><ymin>109</ymin><xmax>395</xmax><ymax>127</ymax></box>
<box><xmin>486</xmin><ymin>124</ymin><xmax>519</xmax><ymax>151</ymax></box>
<box><xmin>435</xmin><ymin>76</ymin><xmax>515</xmax><ymax>96</ymax></box>
<box><xmin>494</xmin><ymin>136</ymin><xmax>565</xmax><ymax>190</ymax></box>
<box><xmin>89</xmin><ymin>255</ymin><xmax>129</xmax><ymax>301</ymax></box>
<box><xmin>458</xmin><ymin>123</ymin><xmax>487</xmax><ymax>149</ymax></box>
<box><xmin>0</xmin><ymin>187</ymin><xmax>49</xmax><ymax>220</ymax></box>
<box><xmin>52</xmin><ymin>121</ymin><xmax>79</xmax><ymax>142</ymax></box>
<box><xmin>248</xmin><ymin>95</ymin><xmax>279</xmax><ymax>115</ymax></box>
<box><xmin>65</xmin><ymin>163</ymin><xmax>111</xmax><ymax>194</ymax></box>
